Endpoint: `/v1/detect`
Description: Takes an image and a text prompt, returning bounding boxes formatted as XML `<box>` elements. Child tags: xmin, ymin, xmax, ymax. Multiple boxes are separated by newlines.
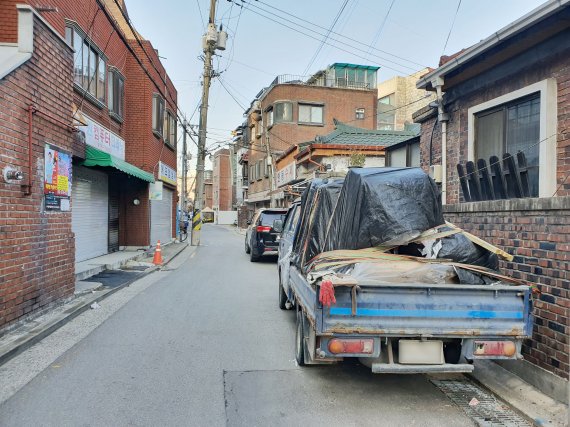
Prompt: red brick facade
<box><xmin>0</xmin><ymin>9</ymin><xmax>75</xmax><ymax>329</ymax></box>
<box><xmin>246</xmin><ymin>83</ymin><xmax>378</xmax><ymax>205</ymax></box>
<box><xmin>415</xmin><ymin>12</ymin><xmax>570</xmax><ymax>379</ymax></box>
<box><xmin>0</xmin><ymin>1</ymin><xmax>179</xmax><ymax>330</ymax></box>
<box><xmin>212</xmin><ymin>149</ymin><xmax>233</xmax><ymax>211</ymax></box>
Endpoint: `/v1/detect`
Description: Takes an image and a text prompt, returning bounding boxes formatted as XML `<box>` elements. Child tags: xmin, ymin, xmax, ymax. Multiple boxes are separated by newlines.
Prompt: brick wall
<box><xmin>0</xmin><ymin>12</ymin><xmax>75</xmax><ymax>330</ymax></box>
<box><xmin>124</xmin><ymin>40</ymin><xmax>178</xmax><ymax>244</ymax></box>
<box><xmin>417</xmin><ymin>27</ymin><xmax>570</xmax><ymax>379</ymax></box>
<box><xmin>444</xmin><ymin>198</ymin><xmax>570</xmax><ymax>379</ymax></box>
<box><xmin>248</xmin><ymin>84</ymin><xmax>378</xmax><ymax>198</ymax></box>
<box><xmin>212</xmin><ymin>149</ymin><xmax>233</xmax><ymax>211</ymax></box>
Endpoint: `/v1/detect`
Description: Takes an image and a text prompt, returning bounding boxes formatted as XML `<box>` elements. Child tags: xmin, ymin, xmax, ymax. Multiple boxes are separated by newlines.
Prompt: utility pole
<box><xmin>181</xmin><ymin>119</ymin><xmax>188</xmax><ymax>218</ymax></box>
<box><xmin>192</xmin><ymin>0</ymin><xmax>225</xmax><ymax>246</ymax></box>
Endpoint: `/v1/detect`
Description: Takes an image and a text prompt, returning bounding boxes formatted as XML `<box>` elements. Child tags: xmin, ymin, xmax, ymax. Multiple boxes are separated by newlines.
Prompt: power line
<box><xmin>302</xmin><ymin>0</ymin><xmax>349</xmax><ymax>76</ymax></box>
<box><xmin>249</xmin><ymin>0</ymin><xmax>427</xmax><ymax>70</ymax></box>
<box><xmin>445</xmin><ymin>131</ymin><xmax>561</xmax><ymax>188</ymax></box>
<box><xmin>196</xmin><ymin>0</ymin><xmax>206</xmax><ymax>32</ymax></box>
<box><xmin>442</xmin><ymin>0</ymin><xmax>462</xmax><ymax>56</ymax></box>
<box><xmin>366</xmin><ymin>0</ymin><xmax>395</xmax><ymax>58</ymax></box>
<box><xmin>217</xmin><ymin>76</ymin><xmax>248</xmax><ymax>110</ymax></box>
<box><xmin>104</xmin><ymin>0</ymin><xmax>197</xmax><ymax>151</ymax></box>
<box><xmin>236</xmin><ymin>2</ymin><xmax>415</xmax><ymax>74</ymax></box>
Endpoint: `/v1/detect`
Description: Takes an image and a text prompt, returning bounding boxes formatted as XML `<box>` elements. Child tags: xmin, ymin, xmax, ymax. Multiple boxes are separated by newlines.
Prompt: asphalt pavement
<box><xmin>0</xmin><ymin>225</ymin><xmax>477</xmax><ymax>426</ymax></box>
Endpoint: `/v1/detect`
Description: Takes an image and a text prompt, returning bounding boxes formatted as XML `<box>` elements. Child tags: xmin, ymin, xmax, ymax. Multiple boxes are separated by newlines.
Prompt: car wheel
<box><xmin>250</xmin><ymin>248</ymin><xmax>259</xmax><ymax>262</ymax></box>
<box><xmin>295</xmin><ymin>308</ymin><xmax>306</xmax><ymax>366</ymax></box>
<box><xmin>245</xmin><ymin>238</ymin><xmax>250</xmax><ymax>254</ymax></box>
<box><xmin>278</xmin><ymin>273</ymin><xmax>287</xmax><ymax>310</ymax></box>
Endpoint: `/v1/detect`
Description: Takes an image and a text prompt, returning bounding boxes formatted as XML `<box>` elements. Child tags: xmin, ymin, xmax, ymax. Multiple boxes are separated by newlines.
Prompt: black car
<box><xmin>245</xmin><ymin>208</ymin><xmax>287</xmax><ymax>262</ymax></box>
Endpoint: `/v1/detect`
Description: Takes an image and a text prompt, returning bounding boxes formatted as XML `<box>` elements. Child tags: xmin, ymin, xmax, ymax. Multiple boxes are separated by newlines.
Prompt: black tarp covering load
<box><xmin>323</xmin><ymin>167</ymin><xmax>444</xmax><ymax>252</ymax></box>
<box><xmin>291</xmin><ymin>178</ymin><xmax>343</xmax><ymax>270</ymax></box>
<box><xmin>437</xmin><ymin>229</ymin><xmax>499</xmax><ymax>270</ymax></box>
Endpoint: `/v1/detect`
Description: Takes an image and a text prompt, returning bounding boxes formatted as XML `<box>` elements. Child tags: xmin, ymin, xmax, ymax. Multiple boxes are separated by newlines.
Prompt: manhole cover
<box><xmin>431</xmin><ymin>379</ymin><xmax>532</xmax><ymax>427</ymax></box>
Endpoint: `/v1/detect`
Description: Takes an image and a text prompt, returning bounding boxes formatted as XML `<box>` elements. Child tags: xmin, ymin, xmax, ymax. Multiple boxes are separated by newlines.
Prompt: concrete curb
<box><xmin>468</xmin><ymin>360</ymin><xmax>569</xmax><ymax>427</ymax></box>
<box><xmin>0</xmin><ymin>243</ymin><xmax>192</xmax><ymax>367</ymax></box>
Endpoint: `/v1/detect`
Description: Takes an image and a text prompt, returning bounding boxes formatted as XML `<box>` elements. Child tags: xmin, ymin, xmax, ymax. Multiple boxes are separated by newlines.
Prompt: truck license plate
<box><xmin>398</xmin><ymin>340</ymin><xmax>444</xmax><ymax>364</ymax></box>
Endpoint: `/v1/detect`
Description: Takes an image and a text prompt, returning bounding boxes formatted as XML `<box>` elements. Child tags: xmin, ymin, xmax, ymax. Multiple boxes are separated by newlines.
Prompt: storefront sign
<box><xmin>44</xmin><ymin>144</ymin><xmax>72</xmax><ymax>211</ymax></box>
<box><xmin>158</xmin><ymin>162</ymin><xmax>176</xmax><ymax>185</ymax></box>
<box><xmin>276</xmin><ymin>161</ymin><xmax>296</xmax><ymax>187</ymax></box>
<box><xmin>149</xmin><ymin>181</ymin><xmax>163</xmax><ymax>200</ymax></box>
<box><xmin>83</xmin><ymin>115</ymin><xmax>125</xmax><ymax>160</ymax></box>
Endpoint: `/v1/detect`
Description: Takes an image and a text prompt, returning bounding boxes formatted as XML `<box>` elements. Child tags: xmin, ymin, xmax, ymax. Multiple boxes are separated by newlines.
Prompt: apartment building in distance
<box><xmin>377</xmin><ymin>68</ymin><xmax>436</xmax><ymax>131</ymax></box>
<box><xmin>243</xmin><ymin>63</ymin><xmax>379</xmax><ymax>211</ymax></box>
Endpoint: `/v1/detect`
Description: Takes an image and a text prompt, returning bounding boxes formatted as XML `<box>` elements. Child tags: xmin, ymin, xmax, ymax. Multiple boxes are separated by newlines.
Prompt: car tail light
<box><xmin>328</xmin><ymin>338</ymin><xmax>374</xmax><ymax>355</ymax></box>
<box><xmin>256</xmin><ymin>226</ymin><xmax>271</xmax><ymax>233</ymax></box>
<box><xmin>474</xmin><ymin>341</ymin><xmax>516</xmax><ymax>357</ymax></box>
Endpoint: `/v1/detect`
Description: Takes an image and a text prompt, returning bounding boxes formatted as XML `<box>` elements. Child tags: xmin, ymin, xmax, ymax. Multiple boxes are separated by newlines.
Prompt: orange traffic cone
<box><xmin>153</xmin><ymin>240</ymin><xmax>163</xmax><ymax>265</ymax></box>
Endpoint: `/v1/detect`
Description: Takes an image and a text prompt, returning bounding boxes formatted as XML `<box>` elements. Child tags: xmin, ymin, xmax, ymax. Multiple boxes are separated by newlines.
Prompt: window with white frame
<box><xmin>274</xmin><ymin>102</ymin><xmax>293</xmax><ymax>123</ymax></box>
<box><xmin>355</xmin><ymin>108</ymin><xmax>365</xmax><ymax>120</ymax></box>
<box><xmin>475</xmin><ymin>94</ymin><xmax>540</xmax><ymax>196</ymax></box>
<box><xmin>468</xmin><ymin>79</ymin><xmax>557</xmax><ymax>199</ymax></box>
<box><xmin>65</xmin><ymin>23</ymin><xmax>106</xmax><ymax>104</ymax></box>
<box><xmin>108</xmin><ymin>69</ymin><xmax>124</xmax><ymax>119</ymax></box>
<box><xmin>299</xmin><ymin>104</ymin><xmax>323</xmax><ymax>124</ymax></box>
<box><xmin>152</xmin><ymin>94</ymin><xmax>165</xmax><ymax>135</ymax></box>
<box><xmin>267</xmin><ymin>108</ymin><xmax>274</xmax><ymax>127</ymax></box>
<box><xmin>377</xmin><ymin>94</ymin><xmax>395</xmax><ymax>130</ymax></box>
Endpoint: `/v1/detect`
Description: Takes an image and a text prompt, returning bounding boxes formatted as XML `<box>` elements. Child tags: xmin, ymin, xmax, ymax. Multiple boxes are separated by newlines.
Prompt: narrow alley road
<box><xmin>0</xmin><ymin>226</ymin><xmax>476</xmax><ymax>426</ymax></box>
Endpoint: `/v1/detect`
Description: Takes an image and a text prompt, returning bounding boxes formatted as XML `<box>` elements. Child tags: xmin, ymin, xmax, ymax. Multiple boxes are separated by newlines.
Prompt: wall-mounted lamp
<box><xmin>133</xmin><ymin>198</ymin><xmax>141</xmax><ymax>206</ymax></box>
<box><xmin>3</xmin><ymin>167</ymin><xmax>24</xmax><ymax>183</ymax></box>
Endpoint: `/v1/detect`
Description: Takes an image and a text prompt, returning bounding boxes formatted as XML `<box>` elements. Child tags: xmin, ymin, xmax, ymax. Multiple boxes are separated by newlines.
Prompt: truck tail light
<box><xmin>474</xmin><ymin>341</ymin><xmax>516</xmax><ymax>357</ymax></box>
<box><xmin>256</xmin><ymin>226</ymin><xmax>271</xmax><ymax>233</ymax></box>
<box><xmin>328</xmin><ymin>339</ymin><xmax>374</xmax><ymax>355</ymax></box>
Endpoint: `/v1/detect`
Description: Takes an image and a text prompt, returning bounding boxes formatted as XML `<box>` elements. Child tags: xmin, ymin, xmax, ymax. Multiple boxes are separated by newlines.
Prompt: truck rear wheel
<box><xmin>295</xmin><ymin>309</ymin><xmax>306</xmax><ymax>366</ymax></box>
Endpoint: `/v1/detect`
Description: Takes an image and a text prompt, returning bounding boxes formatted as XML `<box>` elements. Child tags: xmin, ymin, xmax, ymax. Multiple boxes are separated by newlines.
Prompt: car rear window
<box><xmin>260</xmin><ymin>211</ymin><xmax>287</xmax><ymax>226</ymax></box>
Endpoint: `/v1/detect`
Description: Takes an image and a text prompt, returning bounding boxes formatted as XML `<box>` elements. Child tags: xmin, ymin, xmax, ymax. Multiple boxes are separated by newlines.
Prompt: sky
<box><xmin>124</xmin><ymin>0</ymin><xmax>547</xmax><ymax>170</ymax></box>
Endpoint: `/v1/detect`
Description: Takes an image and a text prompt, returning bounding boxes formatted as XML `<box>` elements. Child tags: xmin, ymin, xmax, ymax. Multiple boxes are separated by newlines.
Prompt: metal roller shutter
<box><xmin>72</xmin><ymin>166</ymin><xmax>109</xmax><ymax>262</ymax></box>
<box><xmin>150</xmin><ymin>188</ymin><xmax>173</xmax><ymax>246</ymax></box>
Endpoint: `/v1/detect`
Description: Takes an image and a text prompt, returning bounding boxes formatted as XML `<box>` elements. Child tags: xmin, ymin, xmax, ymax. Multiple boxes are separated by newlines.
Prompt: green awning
<box><xmin>82</xmin><ymin>145</ymin><xmax>155</xmax><ymax>183</ymax></box>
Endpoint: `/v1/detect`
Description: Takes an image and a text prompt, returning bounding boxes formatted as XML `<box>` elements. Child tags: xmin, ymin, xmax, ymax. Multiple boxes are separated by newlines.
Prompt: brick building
<box><xmin>414</xmin><ymin>0</ymin><xmax>569</xmax><ymax>384</ymax></box>
<box><xmin>243</xmin><ymin>63</ymin><xmax>379</xmax><ymax>211</ymax></box>
<box><xmin>0</xmin><ymin>1</ymin><xmax>178</xmax><ymax>330</ymax></box>
<box><xmin>212</xmin><ymin>148</ymin><xmax>233</xmax><ymax>212</ymax></box>
<box><xmin>0</xmin><ymin>6</ymin><xmax>76</xmax><ymax>329</ymax></box>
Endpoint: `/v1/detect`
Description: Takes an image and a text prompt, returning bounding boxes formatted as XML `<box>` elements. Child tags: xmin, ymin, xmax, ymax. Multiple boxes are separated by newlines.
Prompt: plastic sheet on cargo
<box><xmin>292</xmin><ymin>178</ymin><xmax>343</xmax><ymax>269</ymax></box>
<box><xmin>345</xmin><ymin>260</ymin><xmax>459</xmax><ymax>286</ymax></box>
<box><xmin>323</xmin><ymin>167</ymin><xmax>444</xmax><ymax>252</ymax></box>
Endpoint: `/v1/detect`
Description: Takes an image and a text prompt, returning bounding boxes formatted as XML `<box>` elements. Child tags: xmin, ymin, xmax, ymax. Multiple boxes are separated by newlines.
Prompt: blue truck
<box><xmin>276</xmin><ymin>168</ymin><xmax>533</xmax><ymax>374</ymax></box>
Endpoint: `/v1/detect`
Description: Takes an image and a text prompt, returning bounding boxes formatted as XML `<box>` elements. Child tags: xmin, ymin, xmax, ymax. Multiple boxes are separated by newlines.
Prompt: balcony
<box><xmin>270</xmin><ymin>74</ymin><xmax>373</xmax><ymax>91</ymax></box>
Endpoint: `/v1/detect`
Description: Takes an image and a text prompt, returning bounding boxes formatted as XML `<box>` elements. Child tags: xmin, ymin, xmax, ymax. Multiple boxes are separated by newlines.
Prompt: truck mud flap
<box><xmin>371</xmin><ymin>363</ymin><xmax>474</xmax><ymax>374</ymax></box>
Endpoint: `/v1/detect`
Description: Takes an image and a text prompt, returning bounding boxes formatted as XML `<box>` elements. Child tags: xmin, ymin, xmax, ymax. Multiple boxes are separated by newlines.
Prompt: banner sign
<box><xmin>83</xmin><ymin>114</ymin><xmax>125</xmax><ymax>160</ymax></box>
<box><xmin>276</xmin><ymin>161</ymin><xmax>296</xmax><ymax>187</ymax></box>
<box><xmin>158</xmin><ymin>162</ymin><xmax>176</xmax><ymax>185</ymax></box>
<box><xmin>44</xmin><ymin>144</ymin><xmax>72</xmax><ymax>211</ymax></box>
<box><xmin>149</xmin><ymin>181</ymin><xmax>163</xmax><ymax>200</ymax></box>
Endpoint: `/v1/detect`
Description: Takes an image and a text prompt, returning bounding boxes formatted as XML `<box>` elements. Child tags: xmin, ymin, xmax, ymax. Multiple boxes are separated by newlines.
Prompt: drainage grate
<box><xmin>431</xmin><ymin>379</ymin><xmax>532</xmax><ymax>427</ymax></box>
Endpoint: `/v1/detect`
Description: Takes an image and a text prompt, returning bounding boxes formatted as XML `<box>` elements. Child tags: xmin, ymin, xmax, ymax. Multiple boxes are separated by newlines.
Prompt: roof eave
<box><xmin>417</xmin><ymin>0</ymin><xmax>569</xmax><ymax>90</ymax></box>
